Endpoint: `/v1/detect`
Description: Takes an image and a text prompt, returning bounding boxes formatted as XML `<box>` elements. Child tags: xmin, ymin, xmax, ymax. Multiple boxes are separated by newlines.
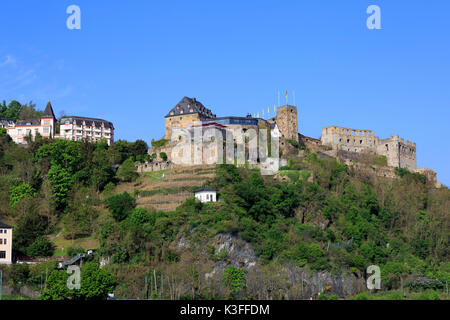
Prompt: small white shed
<box><xmin>194</xmin><ymin>187</ymin><xmax>217</xmax><ymax>203</ymax></box>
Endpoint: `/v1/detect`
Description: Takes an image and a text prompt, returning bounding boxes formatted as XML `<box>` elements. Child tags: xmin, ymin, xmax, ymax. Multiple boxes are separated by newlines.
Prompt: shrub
<box><xmin>159</xmin><ymin>152</ymin><xmax>168</xmax><ymax>161</ymax></box>
<box><xmin>222</xmin><ymin>265</ymin><xmax>246</xmax><ymax>299</ymax></box>
<box><xmin>151</xmin><ymin>138</ymin><xmax>169</xmax><ymax>149</ymax></box>
<box><xmin>10</xmin><ymin>183</ymin><xmax>36</xmax><ymax>209</ymax></box>
<box><xmin>26</xmin><ymin>236</ymin><xmax>54</xmax><ymax>257</ymax></box>
<box><xmin>105</xmin><ymin>192</ymin><xmax>136</xmax><ymax>222</ymax></box>
<box><xmin>117</xmin><ymin>157</ymin><xmax>138</xmax><ymax>182</ymax></box>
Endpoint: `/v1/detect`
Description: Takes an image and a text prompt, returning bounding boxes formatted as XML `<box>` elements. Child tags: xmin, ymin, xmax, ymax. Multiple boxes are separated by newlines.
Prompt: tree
<box><xmin>9</xmin><ymin>183</ymin><xmax>36</xmax><ymax>209</ymax></box>
<box><xmin>0</xmin><ymin>100</ymin><xmax>22</xmax><ymax>121</ymax></box>
<box><xmin>26</xmin><ymin>236</ymin><xmax>54</xmax><ymax>257</ymax></box>
<box><xmin>222</xmin><ymin>265</ymin><xmax>246</xmax><ymax>299</ymax></box>
<box><xmin>41</xmin><ymin>262</ymin><xmax>116</xmax><ymax>300</ymax></box>
<box><xmin>117</xmin><ymin>157</ymin><xmax>138</xmax><ymax>182</ymax></box>
<box><xmin>17</xmin><ymin>101</ymin><xmax>42</xmax><ymax>120</ymax></box>
<box><xmin>63</xmin><ymin>186</ymin><xmax>99</xmax><ymax>239</ymax></box>
<box><xmin>13</xmin><ymin>198</ymin><xmax>50</xmax><ymax>255</ymax></box>
<box><xmin>90</xmin><ymin>145</ymin><xmax>114</xmax><ymax>191</ymax></box>
<box><xmin>47</xmin><ymin>165</ymin><xmax>73</xmax><ymax>209</ymax></box>
<box><xmin>105</xmin><ymin>192</ymin><xmax>136</xmax><ymax>222</ymax></box>
<box><xmin>35</xmin><ymin>139</ymin><xmax>82</xmax><ymax>174</ymax></box>
<box><xmin>129</xmin><ymin>139</ymin><xmax>148</xmax><ymax>158</ymax></box>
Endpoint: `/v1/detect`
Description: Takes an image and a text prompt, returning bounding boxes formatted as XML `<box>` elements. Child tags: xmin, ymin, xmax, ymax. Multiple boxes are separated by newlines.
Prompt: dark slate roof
<box><xmin>165</xmin><ymin>96</ymin><xmax>216</xmax><ymax>119</ymax></box>
<box><xmin>42</xmin><ymin>101</ymin><xmax>56</xmax><ymax>119</ymax></box>
<box><xmin>16</xmin><ymin>119</ymin><xmax>40</xmax><ymax>126</ymax></box>
<box><xmin>194</xmin><ymin>187</ymin><xmax>217</xmax><ymax>193</ymax></box>
<box><xmin>0</xmin><ymin>117</ymin><xmax>14</xmax><ymax>124</ymax></box>
<box><xmin>60</xmin><ymin>116</ymin><xmax>114</xmax><ymax>129</ymax></box>
<box><xmin>0</xmin><ymin>221</ymin><xmax>13</xmax><ymax>229</ymax></box>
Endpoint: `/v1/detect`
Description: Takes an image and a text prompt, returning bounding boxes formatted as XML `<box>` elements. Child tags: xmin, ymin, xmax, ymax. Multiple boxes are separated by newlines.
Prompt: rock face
<box><xmin>210</xmin><ymin>233</ymin><xmax>257</xmax><ymax>271</ymax></box>
<box><xmin>176</xmin><ymin>232</ymin><xmax>366</xmax><ymax>299</ymax></box>
<box><xmin>283</xmin><ymin>266</ymin><xmax>366</xmax><ymax>299</ymax></box>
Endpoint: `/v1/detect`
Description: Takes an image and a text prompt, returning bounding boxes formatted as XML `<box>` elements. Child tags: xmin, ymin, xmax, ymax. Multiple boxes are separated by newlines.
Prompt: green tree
<box><xmin>41</xmin><ymin>263</ymin><xmax>116</xmax><ymax>300</ymax></box>
<box><xmin>117</xmin><ymin>157</ymin><xmax>138</xmax><ymax>182</ymax></box>
<box><xmin>47</xmin><ymin>165</ymin><xmax>73</xmax><ymax>209</ymax></box>
<box><xmin>222</xmin><ymin>265</ymin><xmax>246</xmax><ymax>299</ymax></box>
<box><xmin>26</xmin><ymin>236</ymin><xmax>54</xmax><ymax>257</ymax></box>
<box><xmin>105</xmin><ymin>192</ymin><xmax>136</xmax><ymax>222</ymax></box>
<box><xmin>9</xmin><ymin>183</ymin><xmax>36</xmax><ymax>209</ymax></box>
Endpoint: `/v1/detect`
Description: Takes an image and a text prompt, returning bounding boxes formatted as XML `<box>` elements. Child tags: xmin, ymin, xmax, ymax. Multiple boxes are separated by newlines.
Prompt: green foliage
<box><xmin>394</xmin><ymin>167</ymin><xmax>426</xmax><ymax>184</ymax></box>
<box><xmin>26</xmin><ymin>236</ymin><xmax>54</xmax><ymax>257</ymax></box>
<box><xmin>41</xmin><ymin>262</ymin><xmax>116</xmax><ymax>300</ymax></box>
<box><xmin>13</xmin><ymin>201</ymin><xmax>50</xmax><ymax>255</ymax></box>
<box><xmin>159</xmin><ymin>152</ymin><xmax>168</xmax><ymax>161</ymax></box>
<box><xmin>318</xmin><ymin>293</ymin><xmax>338</xmax><ymax>300</ymax></box>
<box><xmin>9</xmin><ymin>183</ymin><xmax>36</xmax><ymax>209</ymax></box>
<box><xmin>222</xmin><ymin>265</ymin><xmax>246</xmax><ymax>298</ymax></box>
<box><xmin>48</xmin><ymin>164</ymin><xmax>73</xmax><ymax>209</ymax></box>
<box><xmin>0</xmin><ymin>100</ymin><xmax>22</xmax><ymax>121</ymax></box>
<box><xmin>371</xmin><ymin>155</ymin><xmax>388</xmax><ymax>167</ymax></box>
<box><xmin>105</xmin><ymin>192</ymin><xmax>136</xmax><ymax>222</ymax></box>
<box><xmin>9</xmin><ymin>263</ymin><xmax>30</xmax><ymax>289</ymax></box>
<box><xmin>117</xmin><ymin>157</ymin><xmax>138</xmax><ymax>182</ymax></box>
<box><xmin>285</xmin><ymin>138</ymin><xmax>301</xmax><ymax>149</ymax></box>
<box><xmin>151</xmin><ymin>138</ymin><xmax>169</xmax><ymax>149</ymax></box>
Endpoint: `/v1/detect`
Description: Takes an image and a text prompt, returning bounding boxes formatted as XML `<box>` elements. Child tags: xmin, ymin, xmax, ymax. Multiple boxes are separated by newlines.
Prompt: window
<box><xmin>43</xmin><ymin>127</ymin><xmax>49</xmax><ymax>133</ymax></box>
<box><xmin>18</xmin><ymin>129</ymin><xmax>22</xmax><ymax>134</ymax></box>
<box><xmin>3</xmin><ymin>239</ymin><xmax>6</xmax><ymax>244</ymax></box>
<box><xmin>0</xmin><ymin>251</ymin><xmax>6</xmax><ymax>259</ymax></box>
<box><xmin>206</xmin><ymin>194</ymin><xmax>209</xmax><ymax>200</ymax></box>
<box><xmin>26</xmin><ymin>129</ymin><xmax>31</xmax><ymax>135</ymax></box>
<box><xmin>0</xmin><ymin>229</ymin><xmax>2</xmax><ymax>233</ymax></box>
<box><xmin>0</xmin><ymin>239</ymin><xmax>2</xmax><ymax>244</ymax></box>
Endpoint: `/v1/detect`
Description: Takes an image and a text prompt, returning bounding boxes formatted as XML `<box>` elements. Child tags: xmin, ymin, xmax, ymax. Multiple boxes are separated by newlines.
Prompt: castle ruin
<box><xmin>138</xmin><ymin>96</ymin><xmax>440</xmax><ymax>187</ymax></box>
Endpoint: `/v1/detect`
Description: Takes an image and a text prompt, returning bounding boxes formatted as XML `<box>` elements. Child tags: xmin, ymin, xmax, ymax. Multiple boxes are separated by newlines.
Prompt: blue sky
<box><xmin>0</xmin><ymin>0</ymin><xmax>449</xmax><ymax>185</ymax></box>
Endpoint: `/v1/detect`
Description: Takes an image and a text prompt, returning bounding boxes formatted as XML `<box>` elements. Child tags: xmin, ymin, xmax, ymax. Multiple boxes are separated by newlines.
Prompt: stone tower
<box><xmin>275</xmin><ymin>105</ymin><xmax>298</xmax><ymax>142</ymax></box>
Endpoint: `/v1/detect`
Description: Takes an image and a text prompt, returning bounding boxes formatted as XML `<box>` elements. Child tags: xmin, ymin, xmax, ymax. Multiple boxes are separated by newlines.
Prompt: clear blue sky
<box><xmin>0</xmin><ymin>1</ymin><xmax>449</xmax><ymax>185</ymax></box>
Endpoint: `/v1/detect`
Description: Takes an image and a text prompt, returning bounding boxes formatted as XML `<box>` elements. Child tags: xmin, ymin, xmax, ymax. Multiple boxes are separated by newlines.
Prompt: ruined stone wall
<box><xmin>321</xmin><ymin>126</ymin><xmax>379</xmax><ymax>153</ymax></box>
<box><xmin>376</xmin><ymin>135</ymin><xmax>417</xmax><ymax>170</ymax></box>
<box><xmin>321</xmin><ymin>127</ymin><xmax>416</xmax><ymax>170</ymax></box>
<box><xmin>136</xmin><ymin>161</ymin><xmax>173</xmax><ymax>172</ymax></box>
<box><xmin>276</xmin><ymin>105</ymin><xmax>298</xmax><ymax>142</ymax></box>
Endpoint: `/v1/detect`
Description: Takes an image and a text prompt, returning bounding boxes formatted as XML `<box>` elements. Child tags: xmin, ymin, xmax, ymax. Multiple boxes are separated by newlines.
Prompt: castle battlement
<box><xmin>322</xmin><ymin>127</ymin><xmax>417</xmax><ymax>170</ymax></box>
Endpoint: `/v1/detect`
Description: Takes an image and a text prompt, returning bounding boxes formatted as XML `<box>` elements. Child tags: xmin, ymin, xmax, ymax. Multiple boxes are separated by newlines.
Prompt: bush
<box><xmin>106</xmin><ymin>192</ymin><xmax>136</xmax><ymax>222</ymax></box>
<box><xmin>286</xmin><ymin>139</ymin><xmax>301</xmax><ymax>149</ymax></box>
<box><xmin>151</xmin><ymin>138</ymin><xmax>169</xmax><ymax>149</ymax></box>
<box><xmin>222</xmin><ymin>265</ymin><xmax>246</xmax><ymax>299</ymax></box>
<box><xmin>26</xmin><ymin>236</ymin><xmax>54</xmax><ymax>257</ymax></box>
<box><xmin>414</xmin><ymin>289</ymin><xmax>440</xmax><ymax>300</ymax></box>
<box><xmin>117</xmin><ymin>157</ymin><xmax>138</xmax><ymax>182</ymax></box>
<box><xmin>66</xmin><ymin>246</ymin><xmax>85</xmax><ymax>257</ymax></box>
<box><xmin>318</xmin><ymin>293</ymin><xmax>338</xmax><ymax>300</ymax></box>
<box><xmin>159</xmin><ymin>152</ymin><xmax>168</xmax><ymax>161</ymax></box>
<box><xmin>10</xmin><ymin>183</ymin><xmax>36</xmax><ymax>209</ymax></box>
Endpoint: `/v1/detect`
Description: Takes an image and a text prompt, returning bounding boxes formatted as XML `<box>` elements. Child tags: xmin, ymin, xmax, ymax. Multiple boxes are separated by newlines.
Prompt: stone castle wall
<box><xmin>321</xmin><ymin>126</ymin><xmax>417</xmax><ymax>170</ymax></box>
<box><xmin>275</xmin><ymin>105</ymin><xmax>298</xmax><ymax>142</ymax></box>
<box><xmin>165</xmin><ymin>113</ymin><xmax>200</xmax><ymax>139</ymax></box>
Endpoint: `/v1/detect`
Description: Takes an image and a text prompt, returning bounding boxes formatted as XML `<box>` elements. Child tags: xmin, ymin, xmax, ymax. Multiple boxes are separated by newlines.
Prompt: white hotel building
<box><xmin>6</xmin><ymin>102</ymin><xmax>114</xmax><ymax>146</ymax></box>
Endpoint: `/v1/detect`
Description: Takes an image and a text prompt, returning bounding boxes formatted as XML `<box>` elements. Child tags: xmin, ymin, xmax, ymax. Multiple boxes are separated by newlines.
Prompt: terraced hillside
<box><xmin>116</xmin><ymin>165</ymin><xmax>216</xmax><ymax>211</ymax></box>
